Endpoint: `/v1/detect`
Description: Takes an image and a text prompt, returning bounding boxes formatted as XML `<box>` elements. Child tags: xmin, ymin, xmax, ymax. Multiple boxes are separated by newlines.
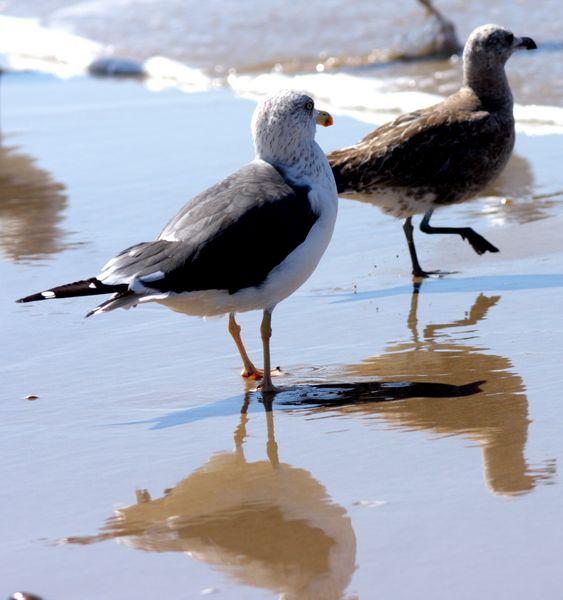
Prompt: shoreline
<box><xmin>2</xmin><ymin>13</ymin><xmax>563</xmax><ymax>136</ymax></box>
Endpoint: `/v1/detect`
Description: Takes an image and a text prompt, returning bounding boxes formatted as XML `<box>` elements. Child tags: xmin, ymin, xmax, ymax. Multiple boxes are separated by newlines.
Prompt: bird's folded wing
<box><xmin>99</xmin><ymin>161</ymin><xmax>318</xmax><ymax>295</ymax></box>
<box><xmin>329</xmin><ymin>105</ymin><xmax>493</xmax><ymax>192</ymax></box>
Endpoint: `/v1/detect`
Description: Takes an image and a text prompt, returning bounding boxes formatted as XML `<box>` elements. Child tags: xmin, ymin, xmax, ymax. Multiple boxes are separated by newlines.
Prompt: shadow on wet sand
<box><xmin>333</xmin><ymin>273</ymin><xmax>563</xmax><ymax>303</ymax></box>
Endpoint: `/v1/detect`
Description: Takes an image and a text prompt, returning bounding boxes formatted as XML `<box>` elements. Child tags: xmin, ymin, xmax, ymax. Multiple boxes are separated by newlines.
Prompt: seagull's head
<box><xmin>252</xmin><ymin>90</ymin><xmax>333</xmax><ymax>165</ymax></box>
<box><xmin>464</xmin><ymin>24</ymin><xmax>537</xmax><ymax>69</ymax></box>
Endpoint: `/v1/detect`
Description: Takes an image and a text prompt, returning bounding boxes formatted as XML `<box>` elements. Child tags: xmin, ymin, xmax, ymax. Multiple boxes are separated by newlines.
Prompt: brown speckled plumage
<box><xmin>327</xmin><ymin>24</ymin><xmax>537</xmax><ymax>276</ymax></box>
<box><xmin>329</xmin><ymin>87</ymin><xmax>515</xmax><ymax>217</ymax></box>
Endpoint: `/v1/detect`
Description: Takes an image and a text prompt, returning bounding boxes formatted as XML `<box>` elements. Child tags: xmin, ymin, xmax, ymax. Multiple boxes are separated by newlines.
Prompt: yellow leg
<box><xmin>228</xmin><ymin>313</ymin><xmax>261</xmax><ymax>379</ymax></box>
<box><xmin>260</xmin><ymin>309</ymin><xmax>277</xmax><ymax>393</ymax></box>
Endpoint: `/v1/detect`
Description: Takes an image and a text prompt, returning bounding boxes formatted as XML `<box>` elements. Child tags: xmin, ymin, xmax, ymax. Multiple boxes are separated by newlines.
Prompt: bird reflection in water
<box><xmin>285</xmin><ymin>285</ymin><xmax>555</xmax><ymax>496</ymax></box>
<box><xmin>475</xmin><ymin>153</ymin><xmax>558</xmax><ymax>225</ymax></box>
<box><xmin>0</xmin><ymin>139</ymin><xmax>70</xmax><ymax>261</ymax></box>
<box><xmin>66</xmin><ymin>397</ymin><xmax>357</xmax><ymax>600</ymax></box>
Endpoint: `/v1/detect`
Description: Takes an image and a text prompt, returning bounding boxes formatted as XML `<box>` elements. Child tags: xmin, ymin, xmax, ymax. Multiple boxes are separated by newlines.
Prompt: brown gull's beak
<box><xmin>514</xmin><ymin>36</ymin><xmax>537</xmax><ymax>51</ymax></box>
<box><xmin>315</xmin><ymin>110</ymin><xmax>334</xmax><ymax>127</ymax></box>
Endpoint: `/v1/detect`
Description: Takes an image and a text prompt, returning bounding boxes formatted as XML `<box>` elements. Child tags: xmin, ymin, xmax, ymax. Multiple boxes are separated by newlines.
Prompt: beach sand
<box><xmin>1</xmin><ymin>73</ymin><xmax>563</xmax><ymax>599</ymax></box>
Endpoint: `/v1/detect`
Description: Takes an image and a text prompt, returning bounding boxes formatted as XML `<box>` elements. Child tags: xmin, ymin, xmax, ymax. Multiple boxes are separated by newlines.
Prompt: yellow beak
<box><xmin>315</xmin><ymin>110</ymin><xmax>334</xmax><ymax>127</ymax></box>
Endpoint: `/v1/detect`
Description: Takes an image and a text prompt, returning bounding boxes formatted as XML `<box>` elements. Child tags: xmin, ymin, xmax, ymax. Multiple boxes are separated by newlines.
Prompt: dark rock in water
<box><xmin>416</xmin><ymin>0</ymin><xmax>461</xmax><ymax>58</ymax></box>
<box><xmin>88</xmin><ymin>57</ymin><xmax>145</xmax><ymax>79</ymax></box>
<box><xmin>9</xmin><ymin>593</ymin><xmax>44</xmax><ymax>600</ymax></box>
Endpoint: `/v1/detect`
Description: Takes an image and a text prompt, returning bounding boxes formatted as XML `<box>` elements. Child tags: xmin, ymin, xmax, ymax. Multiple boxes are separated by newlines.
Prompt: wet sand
<box><xmin>1</xmin><ymin>74</ymin><xmax>563</xmax><ymax>599</ymax></box>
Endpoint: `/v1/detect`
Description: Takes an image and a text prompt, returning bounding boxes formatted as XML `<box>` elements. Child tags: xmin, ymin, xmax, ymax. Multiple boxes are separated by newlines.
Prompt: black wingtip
<box><xmin>17</xmin><ymin>278</ymin><xmax>126</xmax><ymax>306</ymax></box>
<box><xmin>16</xmin><ymin>292</ymin><xmax>46</xmax><ymax>303</ymax></box>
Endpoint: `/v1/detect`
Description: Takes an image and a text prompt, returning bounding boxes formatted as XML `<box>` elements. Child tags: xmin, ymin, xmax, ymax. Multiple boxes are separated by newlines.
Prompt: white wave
<box><xmin>0</xmin><ymin>14</ymin><xmax>103</xmax><ymax>77</ymax></box>
<box><xmin>514</xmin><ymin>104</ymin><xmax>563</xmax><ymax>136</ymax></box>
<box><xmin>0</xmin><ymin>13</ymin><xmax>212</xmax><ymax>91</ymax></box>
<box><xmin>2</xmin><ymin>14</ymin><xmax>558</xmax><ymax>131</ymax></box>
<box><xmin>228</xmin><ymin>71</ymin><xmax>563</xmax><ymax>136</ymax></box>
<box><xmin>229</xmin><ymin>71</ymin><xmax>440</xmax><ymax>125</ymax></box>
<box><xmin>143</xmin><ymin>56</ymin><xmax>213</xmax><ymax>92</ymax></box>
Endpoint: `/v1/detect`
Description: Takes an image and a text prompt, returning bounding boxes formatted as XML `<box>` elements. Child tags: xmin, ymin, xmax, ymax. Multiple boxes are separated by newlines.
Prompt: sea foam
<box><xmin>228</xmin><ymin>71</ymin><xmax>563</xmax><ymax>136</ymax></box>
<box><xmin>2</xmin><ymin>14</ymin><xmax>561</xmax><ymax>137</ymax></box>
<box><xmin>0</xmin><ymin>14</ymin><xmax>102</xmax><ymax>76</ymax></box>
<box><xmin>0</xmin><ymin>14</ymin><xmax>212</xmax><ymax>92</ymax></box>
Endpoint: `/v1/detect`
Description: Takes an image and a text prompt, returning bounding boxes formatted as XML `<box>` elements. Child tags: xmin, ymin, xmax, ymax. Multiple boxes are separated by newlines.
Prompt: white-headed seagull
<box><xmin>17</xmin><ymin>90</ymin><xmax>338</xmax><ymax>393</ymax></box>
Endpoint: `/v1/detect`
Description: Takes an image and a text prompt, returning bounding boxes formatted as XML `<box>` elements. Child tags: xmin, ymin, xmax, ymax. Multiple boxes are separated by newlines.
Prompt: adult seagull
<box><xmin>328</xmin><ymin>24</ymin><xmax>536</xmax><ymax>277</ymax></box>
<box><xmin>17</xmin><ymin>90</ymin><xmax>337</xmax><ymax>393</ymax></box>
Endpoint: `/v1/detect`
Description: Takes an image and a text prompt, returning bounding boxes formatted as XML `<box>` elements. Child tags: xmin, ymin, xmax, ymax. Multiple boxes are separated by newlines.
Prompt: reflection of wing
<box><xmin>67</xmin><ymin>408</ymin><xmax>356</xmax><ymax>600</ymax></box>
<box><xmin>0</xmin><ymin>142</ymin><xmax>69</xmax><ymax>261</ymax></box>
<box><xmin>346</xmin><ymin>292</ymin><xmax>555</xmax><ymax>495</ymax></box>
<box><xmin>478</xmin><ymin>153</ymin><xmax>553</xmax><ymax>225</ymax></box>
<box><xmin>485</xmin><ymin>154</ymin><xmax>533</xmax><ymax>201</ymax></box>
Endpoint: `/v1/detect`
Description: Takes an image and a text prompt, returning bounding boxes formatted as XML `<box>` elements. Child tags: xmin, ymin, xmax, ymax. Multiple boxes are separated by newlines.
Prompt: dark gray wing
<box><xmin>100</xmin><ymin>161</ymin><xmax>318</xmax><ymax>294</ymax></box>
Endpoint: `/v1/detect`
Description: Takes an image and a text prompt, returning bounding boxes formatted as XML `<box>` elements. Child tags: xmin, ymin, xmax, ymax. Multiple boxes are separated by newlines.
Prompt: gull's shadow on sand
<box><xmin>272</xmin><ymin>380</ymin><xmax>484</xmax><ymax>408</ymax></box>
<box><xmin>122</xmin><ymin>379</ymin><xmax>484</xmax><ymax>432</ymax></box>
<box><xmin>333</xmin><ymin>273</ymin><xmax>563</xmax><ymax>303</ymax></box>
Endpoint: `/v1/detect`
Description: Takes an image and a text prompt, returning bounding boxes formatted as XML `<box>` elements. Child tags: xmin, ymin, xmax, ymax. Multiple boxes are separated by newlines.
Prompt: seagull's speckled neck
<box><xmin>462</xmin><ymin>24</ymin><xmax>515</xmax><ymax>110</ymax></box>
<box><xmin>251</xmin><ymin>91</ymin><xmax>334</xmax><ymax>185</ymax></box>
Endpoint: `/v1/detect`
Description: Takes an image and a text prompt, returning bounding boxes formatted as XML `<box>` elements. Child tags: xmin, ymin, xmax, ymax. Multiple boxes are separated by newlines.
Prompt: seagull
<box><xmin>328</xmin><ymin>24</ymin><xmax>536</xmax><ymax>277</ymax></box>
<box><xmin>17</xmin><ymin>90</ymin><xmax>338</xmax><ymax>393</ymax></box>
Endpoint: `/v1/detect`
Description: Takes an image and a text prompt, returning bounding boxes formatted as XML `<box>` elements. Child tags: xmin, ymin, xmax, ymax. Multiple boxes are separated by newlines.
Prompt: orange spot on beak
<box><xmin>316</xmin><ymin>111</ymin><xmax>334</xmax><ymax>127</ymax></box>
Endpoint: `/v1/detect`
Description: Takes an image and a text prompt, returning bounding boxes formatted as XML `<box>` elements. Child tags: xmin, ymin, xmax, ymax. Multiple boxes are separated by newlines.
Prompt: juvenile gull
<box><xmin>17</xmin><ymin>90</ymin><xmax>337</xmax><ymax>393</ymax></box>
<box><xmin>328</xmin><ymin>24</ymin><xmax>536</xmax><ymax>277</ymax></box>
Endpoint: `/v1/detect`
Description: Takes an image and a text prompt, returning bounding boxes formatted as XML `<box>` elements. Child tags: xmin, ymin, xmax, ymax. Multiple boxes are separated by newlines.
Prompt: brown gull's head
<box><xmin>463</xmin><ymin>24</ymin><xmax>537</xmax><ymax>70</ymax></box>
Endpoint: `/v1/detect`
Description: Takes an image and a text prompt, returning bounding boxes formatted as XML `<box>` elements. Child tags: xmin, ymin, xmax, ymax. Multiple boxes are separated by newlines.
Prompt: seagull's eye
<box><xmin>506</xmin><ymin>32</ymin><xmax>514</xmax><ymax>45</ymax></box>
<box><xmin>305</xmin><ymin>101</ymin><xmax>314</xmax><ymax>111</ymax></box>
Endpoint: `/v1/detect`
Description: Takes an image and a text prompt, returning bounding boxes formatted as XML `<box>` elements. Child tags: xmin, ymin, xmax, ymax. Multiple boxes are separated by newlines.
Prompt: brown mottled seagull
<box><xmin>17</xmin><ymin>90</ymin><xmax>337</xmax><ymax>393</ymax></box>
<box><xmin>328</xmin><ymin>24</ymin><xmax>536</xmax><ymax>277</ymax></box>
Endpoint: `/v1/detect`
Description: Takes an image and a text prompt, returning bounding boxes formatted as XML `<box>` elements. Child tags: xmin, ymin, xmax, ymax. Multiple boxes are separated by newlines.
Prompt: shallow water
<box><xmin>1</xmin><ymin>0</ymin><xmax>563</xmax><ymax>106</ymax></box>
<box><xmin>1</xmin><ymin>74</ymin><xmax>563</xmax><ymax>599</ymax></box>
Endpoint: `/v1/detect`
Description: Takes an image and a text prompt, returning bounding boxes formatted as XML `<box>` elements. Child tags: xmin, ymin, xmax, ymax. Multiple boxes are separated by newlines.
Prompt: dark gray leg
<box><xmin>420</xmin><ymin>209</ymin><xmax>499</xmax><ymax>255</ymax></box>
<box><xmin>403</xmin><ymin>216</ymin><xmax>432</xmax><ymax>277</ymax></box>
